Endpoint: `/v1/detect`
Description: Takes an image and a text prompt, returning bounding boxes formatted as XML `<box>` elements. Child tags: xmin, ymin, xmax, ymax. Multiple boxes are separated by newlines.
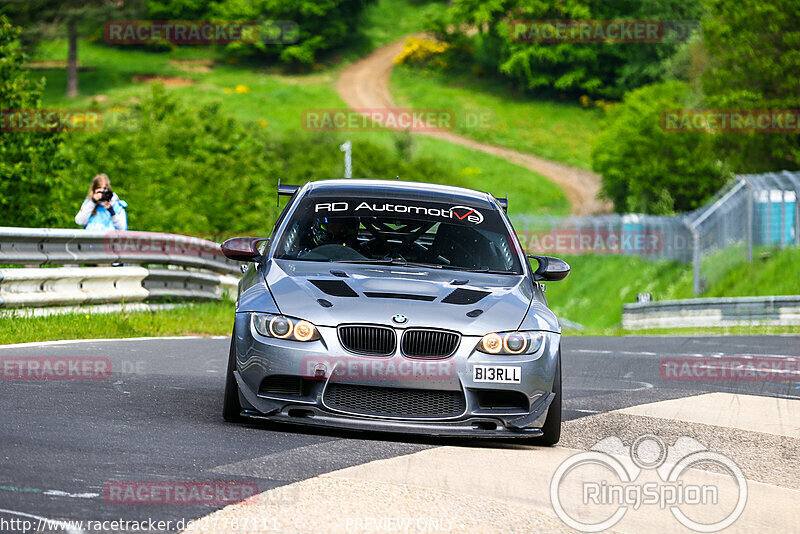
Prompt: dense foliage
<box><xmin>701</xmin><ymin>0</ymin><xmax>800</xmax><ymax>172</ymax></box>
<box><xmin>146</xmin><ymin>0</ymin><xmax>376</xmax><ymax>65</ymax></box>
<box><xmin>592</xmin><ymin>0</ymin><xmax>799</xmax><ymax>213</ymax></box>
<box><xmin>591</xmin><ymin>81</ymin><xmax>729</xmax><ymax>214</ymax></box>
<box><xmin>0</xmin><ymin>16</ymin><xmax>67</xmax><ymax>227</ymax></box>
<box><xmin>434</xmin><ymin>0</ymin><xmax>704</xmax><ymax>99</ymax></box>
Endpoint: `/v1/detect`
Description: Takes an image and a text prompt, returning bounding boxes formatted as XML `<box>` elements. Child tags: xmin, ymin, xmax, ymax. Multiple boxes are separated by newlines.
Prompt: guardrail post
<box><xmin>684</xmin><ymin>220</ymin><xmax>701</xmax><ymax>297</ymax></box>
<box><xmin>745</xmin><ymin>179</ymin><xmax>753</xmax><ymax>262</ymax></box>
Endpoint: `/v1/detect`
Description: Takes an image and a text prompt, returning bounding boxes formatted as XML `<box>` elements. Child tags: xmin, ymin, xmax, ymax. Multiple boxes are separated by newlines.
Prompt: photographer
<box><xmin>75</xmin><ymin>174</ymin><xmax>128</xmax><ymax>231</ymax></box>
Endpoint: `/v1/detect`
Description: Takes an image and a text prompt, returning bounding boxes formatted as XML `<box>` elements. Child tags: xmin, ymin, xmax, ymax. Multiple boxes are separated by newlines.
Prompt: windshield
<box><xmin>274</xmin><ymin>196</ymin><xmax>522</xmax><ymax>274</ymax></box>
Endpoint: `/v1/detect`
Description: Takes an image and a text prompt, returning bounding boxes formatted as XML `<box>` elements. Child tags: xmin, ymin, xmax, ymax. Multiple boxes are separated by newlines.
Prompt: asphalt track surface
<box><xmin>0</xmin><ymin>335</ymin><xmax>797</xmax><ymax>533</ymax></box>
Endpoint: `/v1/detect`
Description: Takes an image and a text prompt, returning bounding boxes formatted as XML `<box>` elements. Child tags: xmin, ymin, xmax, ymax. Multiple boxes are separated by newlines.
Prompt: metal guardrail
<box><xmin>0</xmin><ymin>267</ymin><xmax>149</xmax><ymax>308</ymax></box>
<box><xmin>0</xmin><ymin>227</ymin><xmax>242</xmax><ymax>312</ymax></box>
<box><xmin>622</xmin><ymin>295</ymin><xmax>800</xmax><ymax>329</ymax></box>
<box><xmin>0</xmin><ymin>227</ymin><xmax>241</xmax><ymax>274</ymax></box>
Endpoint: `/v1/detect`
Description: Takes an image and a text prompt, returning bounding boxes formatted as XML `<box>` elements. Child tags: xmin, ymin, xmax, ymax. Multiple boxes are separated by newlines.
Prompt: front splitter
<box><xmin>240</xmin><ymin>406</ymin><xmax>544</xmax><ymax>438</ymax></box>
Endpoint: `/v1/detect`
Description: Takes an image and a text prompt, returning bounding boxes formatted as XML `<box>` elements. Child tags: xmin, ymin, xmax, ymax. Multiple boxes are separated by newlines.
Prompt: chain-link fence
<box><xmin>512</xmin><ymin>170</ymin><xmax>800</xmax><ymax>296</ymax></box>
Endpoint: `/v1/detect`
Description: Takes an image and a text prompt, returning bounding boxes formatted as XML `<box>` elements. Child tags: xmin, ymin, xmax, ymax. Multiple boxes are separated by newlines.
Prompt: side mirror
<box><xmin>221</xmin><ymin>237</ymin><xmax>269</xmax><ymax>262</ymax></box>
<box><xmin>528</xmin><ymin>255</ymin><xmax>570</xmax><ymax>281</ymax></box>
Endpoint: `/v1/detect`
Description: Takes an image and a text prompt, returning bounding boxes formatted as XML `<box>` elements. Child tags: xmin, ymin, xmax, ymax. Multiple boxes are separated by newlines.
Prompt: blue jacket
<box><xmin>75</xmin><ymin>194</ymin><xmax>128</xmax><ymax>231</ymax></box>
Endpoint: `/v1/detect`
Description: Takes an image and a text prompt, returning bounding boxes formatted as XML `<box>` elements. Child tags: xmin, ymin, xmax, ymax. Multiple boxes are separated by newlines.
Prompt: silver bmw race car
<box><xmin>221</xmin><ymin>179</ymin><xmax>570</xmax><ymax>443</ymax></box>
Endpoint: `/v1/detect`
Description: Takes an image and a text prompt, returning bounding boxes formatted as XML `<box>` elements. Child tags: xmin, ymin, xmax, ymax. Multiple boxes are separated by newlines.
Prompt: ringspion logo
<box><xmin>551</xmin><ymin>435</ymin><xmax>747</xmax><ymax>532</ymax></box>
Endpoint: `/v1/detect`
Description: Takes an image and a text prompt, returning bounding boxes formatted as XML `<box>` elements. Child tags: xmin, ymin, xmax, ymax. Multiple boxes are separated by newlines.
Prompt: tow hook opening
<box><xmin>287</xmin><ymin>408</ymin><xmax>315</xmax><ymax>418</ymax></box>
<box><xmin>472</xmin><ymin>421</ymin><xmax>497</xmax><ymax>431</ymax></box>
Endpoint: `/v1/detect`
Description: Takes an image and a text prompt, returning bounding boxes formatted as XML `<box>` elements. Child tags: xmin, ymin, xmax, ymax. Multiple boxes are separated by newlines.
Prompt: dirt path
<box><xmin>336</xmin><ymin>36</ymin><xmax>611</xmax><ymax>215</ymax></box>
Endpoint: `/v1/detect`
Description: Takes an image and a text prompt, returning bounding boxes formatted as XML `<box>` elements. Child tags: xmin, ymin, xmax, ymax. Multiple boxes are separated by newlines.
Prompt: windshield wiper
<box><xmin>333</xmin><ymin>258</ymin><xmax>396</xmax><ymax>265</ymax></box>
<box><xmin>334</xmin><ymin>258</ymin><xmax>443</xmax><ymax>269</ymax></box>
<box><xmin>445</xmin><ymin>265</ymin><xmax>518</xmax><ymax>275</ymax></box>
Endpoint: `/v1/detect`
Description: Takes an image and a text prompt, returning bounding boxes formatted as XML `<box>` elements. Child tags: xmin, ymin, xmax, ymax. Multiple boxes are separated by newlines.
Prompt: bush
<box><xmin>0</xmin><ymin>16</ymin><xmax>67</xmax><ymax>228</ymax></box>
<box><xmin>591</xmin><ymin>81</ymin><xmax>730</xmax><ymax>214</ymax></box>
<box><xmin>394</xmin><ymin>37</ymin><xmax>450</xmax><ymax>68</ymax></box>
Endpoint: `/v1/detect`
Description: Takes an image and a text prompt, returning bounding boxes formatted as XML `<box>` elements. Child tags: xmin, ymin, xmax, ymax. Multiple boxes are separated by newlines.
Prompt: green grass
<box><xmin>574</xmin><ymin>325</ymin><xmax>800</xmax><ymax>336</ymax></box>
<box><xmin>0</xmin><ymin>301</ymin><xmax>233</xmax><ymax>345</ymax></box>
<box><xmin>702</xmin><ymin>247</ymin><xmax>800</xmax><ymax>297</ymax></box>
<box><xmin>391</xmin><ymin>66</ymin><xmax>605</xmax><ymax>170</ymax></box>
<box><xmin>544</xmin><ymin>247</ymin><xmax>800</xmax><ymax>330</ymax></box>
<box><xmin>347</xmin><ymin>0</ymin><xmax>447</xmax><ymax>57</ymax></box>
<box><xmin>545</xmin><ymin>255</ymin><xmax>692</xmax><ymax>329</ymax></box>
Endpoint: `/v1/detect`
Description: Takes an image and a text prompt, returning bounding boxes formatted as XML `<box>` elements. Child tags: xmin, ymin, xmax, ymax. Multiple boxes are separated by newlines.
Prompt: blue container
<box><xmin>755</xmin><ymin>190</ymin><xmax>796</xmax><ymax>245</ymax></box>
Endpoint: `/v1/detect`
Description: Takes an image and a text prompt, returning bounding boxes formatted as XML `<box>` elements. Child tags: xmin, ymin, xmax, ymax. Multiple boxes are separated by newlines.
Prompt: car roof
<box><xmin>303</xmin><ymin>179</ymin><xmax>499</xmax><ymax>209</ymax></box>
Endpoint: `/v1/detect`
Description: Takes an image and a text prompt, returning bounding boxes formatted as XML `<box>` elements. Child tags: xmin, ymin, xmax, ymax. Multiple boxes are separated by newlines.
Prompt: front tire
<box><xmin>532</xmin><ymin>350</ymin><xmax>562</xmax><ymax>446</ymax></box>
<box><xmin>223</xmin><ymin>331</ymin><xmax>245</xmax><ymax>423</ymax></box>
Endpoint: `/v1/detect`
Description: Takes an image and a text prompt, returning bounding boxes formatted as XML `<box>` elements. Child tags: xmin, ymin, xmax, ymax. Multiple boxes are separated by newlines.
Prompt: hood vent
<box><xmin>364</xmin><ymin>292</ymin><xmax>436</xmax><ymax>301</ymax></box>
<box><xmin>309</xmin><ymin>279</ymin><xmax>358</xmax><ymax>298</ymax></box>
<box><xmin>442</xmin><ymin>288</ymin><xmax>491</xmax><ymax>305</ymax></box>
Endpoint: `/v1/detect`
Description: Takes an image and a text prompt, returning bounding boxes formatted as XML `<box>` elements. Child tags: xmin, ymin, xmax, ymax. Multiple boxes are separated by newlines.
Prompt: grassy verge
<box><xmin>545</xmin><ymin>248</ymin><xmax>800</xmax><ymax>330</ymax></box>
<box><xmin>0</xmin><ymin>301</ymin><xmax>233</xmax><ymax>345</ymax></box>
<box><xmin>391</xmin><ymin>66</ymin><xmax>605</xmax><ymax>170</ymax></box>
<box><xmin>572</xmin><ymin>325</ymin><xmax>800</xmax><ymax>337</ymax></box>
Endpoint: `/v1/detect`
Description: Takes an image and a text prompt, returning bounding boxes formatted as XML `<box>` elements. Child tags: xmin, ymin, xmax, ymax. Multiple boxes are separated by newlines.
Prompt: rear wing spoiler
<box><xmin>277</xmin><ymin>179</ymin><xmax>299</xmax><ymax>206</ymax></box>
<box><xmin>276</xmin><ymin>180</ymin><xmax>508</xmax><ymax>212</ymax></box>
<box><xmin>496</xmin><ymin>196</ymin><xmax>508</xmax><ymax>212</ymax></box>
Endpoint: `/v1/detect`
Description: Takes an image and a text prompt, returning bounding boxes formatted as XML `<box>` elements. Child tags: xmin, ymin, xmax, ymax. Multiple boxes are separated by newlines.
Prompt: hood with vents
<box><xmin>261</xmin><ymin>259</ymin><xmax>558</xmax><ymax>336</ymax></box>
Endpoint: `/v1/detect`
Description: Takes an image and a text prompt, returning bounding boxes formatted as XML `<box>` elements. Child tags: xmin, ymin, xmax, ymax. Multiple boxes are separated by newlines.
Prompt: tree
<box><xmin>1</xmin><ymin>1</ymin><xmax>142</xmax><ymax>97</ymax></box>
<box><xmin>701</xmin><ymin>0</ymin><xmax>800</xmax><ymax>171</ymax></box>
<box><xmin>591</xmin><ymin>81</ymin><xmax>730</xmax><ymax>214</ymax></box>
<box><xmin>209</xmin><ymin>0</ymin><xmax>376</xmax><ymax>65</ymax></box>
<box><xmin>438</xmin><ymin>0</ymin><xmax>705</xmax><ymax>98</ymax></box>
<box><xmin>0</xmin><ymin>16</ymin><xmax>66</xmax><ymax>227</ymax></box>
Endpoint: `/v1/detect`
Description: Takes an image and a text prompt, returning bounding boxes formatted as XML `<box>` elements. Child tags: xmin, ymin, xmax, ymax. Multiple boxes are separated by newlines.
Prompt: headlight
<box><xmin>252</xmin><ymin>313</ymin><xmax>320</xmax><ymax>342</ymax></box>
<box><xmin>477</xmin><ymin>332</ymin><xmax>544</xmax><ymax>355</ymax></box>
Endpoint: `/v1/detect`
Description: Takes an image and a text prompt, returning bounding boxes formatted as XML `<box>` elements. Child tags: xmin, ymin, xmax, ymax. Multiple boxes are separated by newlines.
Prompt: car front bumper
<box><xmin>232</xmin><ymin>312</ymin><xmax>560</xmax><ymax>438</ymax></box>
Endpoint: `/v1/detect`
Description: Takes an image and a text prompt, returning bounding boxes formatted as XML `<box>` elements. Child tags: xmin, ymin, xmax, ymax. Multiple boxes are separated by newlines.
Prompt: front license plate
<box><xmin>473</xmin><ymin>365</ymin><xmax>521</xmax><ymax>384</ymax></box>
